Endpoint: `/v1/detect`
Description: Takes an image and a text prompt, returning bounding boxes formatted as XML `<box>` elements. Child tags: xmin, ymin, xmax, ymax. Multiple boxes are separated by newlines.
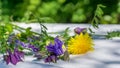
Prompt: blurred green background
<box><xmin>0</xmin><ymin>0</ymin><xmax>120</xmax><ymax>24</ymax></box>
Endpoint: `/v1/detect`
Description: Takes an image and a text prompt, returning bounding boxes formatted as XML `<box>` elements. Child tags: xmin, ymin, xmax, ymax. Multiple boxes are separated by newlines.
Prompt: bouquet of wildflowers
<box><xmin>0</xmin><ymin>22</ymin><xmax>94</xmax><ymax>65</ymax></box>
<box><xmin>0</xmin><ymin>4</ymin><xmax>108</xmax><ymax>65</ymax></box>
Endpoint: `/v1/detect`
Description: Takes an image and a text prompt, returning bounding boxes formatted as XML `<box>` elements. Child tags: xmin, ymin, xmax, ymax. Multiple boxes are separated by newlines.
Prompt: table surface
<box><xmin>0</xmin><ymin>24</ymin><xmax>120</xmax><ymax>68</ymax></box>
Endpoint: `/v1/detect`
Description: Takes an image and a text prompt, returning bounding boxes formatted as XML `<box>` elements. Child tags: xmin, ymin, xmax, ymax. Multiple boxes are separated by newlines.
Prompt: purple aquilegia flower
<box><xmin>74</xmin><ymin>27</ymin><xmax>86</xmax><ymax>34</ymax></box>
<box><xmin>14</xmin><ymin>48</ymin><xmax>24</xmax><ymax>61</ymax></box>
<box><xmin>46</xmin><ymin>37</ymin><xmax>64</xmax><ymax>56</ymax></box>
<box><xmin>4</xmin><ymin>49</ymin><xmax>24</xmax><ymax>65</ymax></box>
<box><xmin>45</xmin><ymin>55</ymin><xmax>57</xmax><ymax>63</ymax></box>
<box><xmin>9</xmin><ymin>52</ymin><xmax>18</xmax><ymax>65</ymax></box>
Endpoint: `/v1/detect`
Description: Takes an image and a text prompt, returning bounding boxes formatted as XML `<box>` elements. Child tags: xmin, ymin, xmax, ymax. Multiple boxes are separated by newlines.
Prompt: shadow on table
<box><xmin>92</xmin><ymin>34</ymin><xmax>106</xmax><ymax>40</ymax></box>
<box><xmin>0</xmin><ymin>61</ymin><xmax>63</xmax><ymax>68</ymax></box>
<box><xmin>68</xmin><ymin>41</ymin><xmax>120</xmax><ymax>68</ymax></box>
<box><xmin>24</xmin><ymin>61</ymin><xmax>63</xmax><ymax>68</ymax></box>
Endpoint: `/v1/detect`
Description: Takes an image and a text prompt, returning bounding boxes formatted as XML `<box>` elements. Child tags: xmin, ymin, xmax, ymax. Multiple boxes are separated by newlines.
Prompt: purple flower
<box><xmin>15</xmin><ymin>40</ymin><xmax>39</xmax><ymax>52</ymax></box>
<box><xmin>46</xmin><ymin>37</ymin><xmax>64</xmax><ymax>56</ymax></box>
<box><xmin>3</xmin><ymin>55</ymin><xmax>10</xmax><ymax>64</ymax></box>
<box><xmin>4</xmin><ymin>49</ymin><xmax>24</xmax><ymax>65</ymax></box>
<box><xmin>32</xmin><ymin>47</ymin><xmax>39</xmax><ymax>52</ymax></box>
<box><xmin>7</xmin><ymin>34</ymin><xmax>15</xmax><ymax>44</ymax></box>
<box><xmin>15</xmin><ymin>40</ymin><xmax>27</xmax><ymax>48</ymax></box>
<box><xmin>74</xmin><ymin>27</ymin><xmax>86</xmax><ymax>34</ymax></box>
<box><xmin>15</xmin><ymin>40</ymin><xmax>19</xmax><ymax>45</ymax></box>
<box><xmin>19</xmin><ymin>41</ymin><xmax>27</xmax><ymax>48</ymax></box>
<box><xmin>45</xmin><ymin>55</ymin><xmax>57</xmax><ymax>63</ymax></box>
<box><xmin>27</xmin><ymin>36</ymin><xmax>40</xmax><ymax>42</ymax></box>
<box><xmin>9</xmin><ymin>53</ymin><xmax>18</xmax><ymax>65</ymax></box>
<box><xmin>14</xmin><ymin>48</ymin><xmax>24</xmax><ymax>61</ymax></box>
<box><xmin>28</xmin><ymin>44</ymin><xmax>39</xmax><ymax>52</ymax></box>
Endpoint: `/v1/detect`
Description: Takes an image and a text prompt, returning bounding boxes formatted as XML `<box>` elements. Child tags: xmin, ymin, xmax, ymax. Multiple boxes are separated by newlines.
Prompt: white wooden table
<box><xmin>0</xmin><ymin>23</ymin><xmax>120</xmax><ymax>68</ymax></box>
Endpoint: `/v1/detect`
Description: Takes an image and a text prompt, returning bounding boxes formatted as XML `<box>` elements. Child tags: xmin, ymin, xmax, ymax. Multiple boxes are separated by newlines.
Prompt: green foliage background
<box><xmin>0</xmin><ymin>0</ymin><xmax>120</xmax><ymax>24</ymax></box>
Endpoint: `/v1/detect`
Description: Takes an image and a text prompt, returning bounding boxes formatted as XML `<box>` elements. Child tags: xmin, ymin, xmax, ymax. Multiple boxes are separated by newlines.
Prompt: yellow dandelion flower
<box><xmin>68</xmin><ymin>33</ymin><xmax>94</xmax><ymax>54</ymax></box>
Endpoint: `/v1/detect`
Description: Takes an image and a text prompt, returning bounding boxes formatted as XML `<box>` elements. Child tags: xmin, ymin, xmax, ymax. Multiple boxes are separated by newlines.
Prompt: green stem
<box><xmin>11</xmin><ymin>23</ymin><xmax>41</xmax><ymax>35</ymax></box>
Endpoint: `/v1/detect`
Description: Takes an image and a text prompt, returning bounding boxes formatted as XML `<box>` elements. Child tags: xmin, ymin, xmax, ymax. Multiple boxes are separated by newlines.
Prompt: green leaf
<box><xmin>94</xmin><ymin>17</ymin><xmax>99</xmax><ymax>28</ymax></box>
<box><xmin>98</xmin><ymin>4</ymin><xmax>106</xmax><ymax>8</ymax></box>
<box><xmin>41</xmin><ymin>30</ymin><xmax>48</xmax><ymax>37</ymax></box>
<box><xmin>63</xmin><ymin>50</ymin><xmax>70</xmax><ymax>61</ymax></box>
<box><xmin>6</xmin><ymin>24</ymin><xmax>13</xmax><ymax>33</ymax></box>
<box><xmin>96</xmin><ymin>7</ymin><xmax>103</xmax><ymax>18</ymax></box>
<box><xmin>106</xmin><ymin>31</ymin><xmax>120</xmax><ymax>39</ymax></box>
<box><xmin>25</xmin><ymin>27</ymin><xmax>32</xmax><ymax>35</ymax></box>
<box><xmin>88</xmin><ymin>28</ymin><xmax>95</xmax><ymax>34</ymax></box>
<box><xmin>41</xmin><ymin>24</ymin><xmax>48</xmax><ymax>30</ymax></box>
<box><xmin>91</xmin><ymin>4</ymin><xmax>106</xmax><ymax>31</ymax></box>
